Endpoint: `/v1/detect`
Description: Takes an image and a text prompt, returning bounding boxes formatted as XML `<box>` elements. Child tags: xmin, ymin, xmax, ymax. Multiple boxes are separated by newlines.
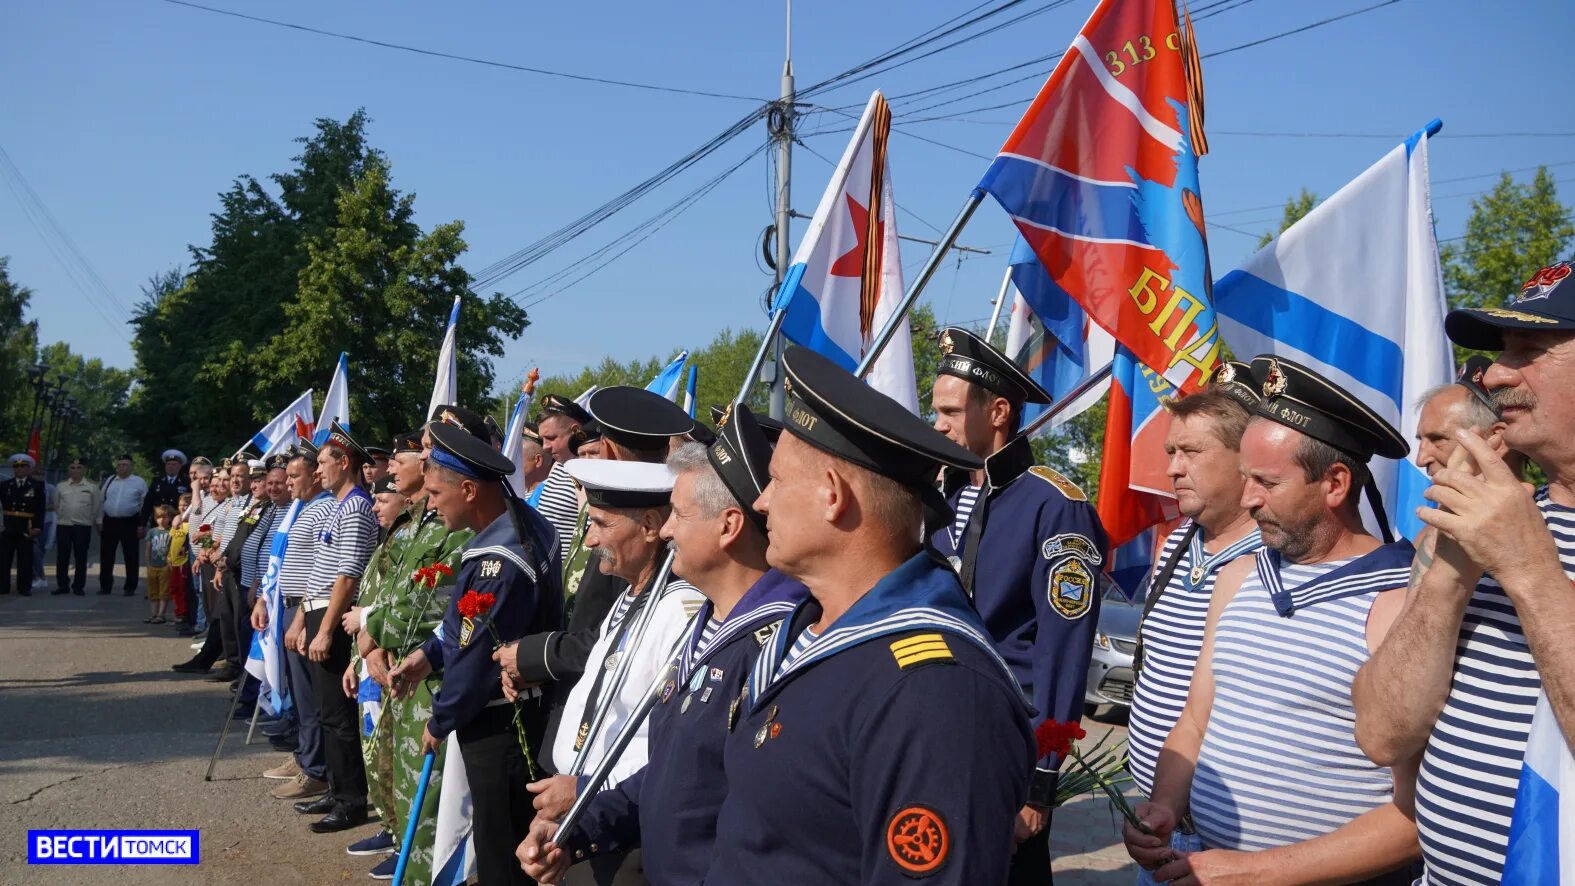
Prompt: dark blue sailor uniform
<box><xmin>141</xmin><ymin>471</ymin><xmax>189</xmax><ymax>525</ymax></box>
<box><xmin>930</xmin><ymin>434</ymin><xmax>1110</xmax><ymax>807</ymax></box>
<box><xmin>420</xmin><ymin>499</ymin><xmax>563</xmax><ymax>886</ymax></box>
<box><xmin>557</xmin><ymin>569</ymin><xmax>808</xmax><ymax>885</ymax></box>
<box><xmin>704</xmin><ymin>553</ymin><xmax>1033</xmax><ymax>885</ymax></box>
<box><xmin>0</xmin><ymin>474</ymin><xmax>44</xmax><ymax>595</ymax></box>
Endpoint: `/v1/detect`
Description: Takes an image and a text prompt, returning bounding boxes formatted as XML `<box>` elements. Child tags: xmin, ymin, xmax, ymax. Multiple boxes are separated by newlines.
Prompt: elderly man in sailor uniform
<box><xmin>521</xmin><ymin>453</ymin><xmax>702</xmax><ymax>885</ymax></box>
<box><xmin>926</xmin><ymin>326</ymin><xmax>1110</xmax><ymax>881</ymax></box>
<box><xmin>518</xmin><ymin>403</ymin><xmax>808</xmax><ymax>884</ymax></box>
<box><xmin>704</xmin><ymin>346</ymin><xmax>1034</xmax><ymax>885</ymax></box>
<box><xmin>1124</xmin><ymin>356</ymin><xmax>1420</xmax><ymax>884</ymax></box>
<box><xmin>389</xmin><ymin>415</ymin><xmax>563</xmax><ymax>886</ymax></box>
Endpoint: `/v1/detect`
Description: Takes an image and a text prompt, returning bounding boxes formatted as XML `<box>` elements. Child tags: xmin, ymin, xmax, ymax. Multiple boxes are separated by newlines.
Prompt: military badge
<box><xmin>1518</xmin><ymin>261</ymin><xmax>1570</xmax><ymax>303</ymax></box>
<box><xmin>1040</xmin><ymin>533</ymin><xmax>1104</xmax><ymax>566</ymax></box>
<box><xmin>940</xmin><ymin>330</ymin><xmax>955</xmax><ymax>354</ymax></box>
<box><xmin>1211</xmin><ymin>363</ymin><xmax>1236</xmax><ymax>386</ymax></box>
<box><xmin>480</xmin><ymin>559</ymin><xmax>502</xmax><ymax>579</ymax></box>
<box><xmin>688</xmin><ymin>668</ymin><xmax>706</xmax><ymax>692</ymax></box>
<box><xmin>1189</xmin><ymin>563</ymin><xmax>1207</xmax><ymax>585</ymax></box>
<box><xmin>1261</xmin><ymin>358</ymin><xmax>1288</xmax><ymax>398</ymax></box>
<box><xmin>886</xmin><ymin>805</ymin><xmax>950</xmax><ymax>875</ymax></box>
<box><xmin>458</xmin><ymin>616</ymin><xmax>475</xmax><ymax>647</ymax></box>
<box><xmin>681</xmin><ymin>694</ymin><xmax>693</xmax><ymax>714</ymax></box>
<box><xmin>1048</xmin><ymin>557</ymin><xmax>1094</xmax><ymax>619</ymax></box>
<box><xmin>709</xmin><ymin>667</ymin><xmax>725</xmax><ymax>682</ymax></box>
<box><xmin>660</xmin><ymin>678</ymin><xmax>677</xmax><ymax>704</ymax></box>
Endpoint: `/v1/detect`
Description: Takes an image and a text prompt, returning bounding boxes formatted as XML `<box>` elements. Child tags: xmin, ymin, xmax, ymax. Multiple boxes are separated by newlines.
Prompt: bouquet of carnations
<box><xmin>1039</xmin><ymin>719</ymin><xmax>1151</xmax><ymax>834</ymax></box>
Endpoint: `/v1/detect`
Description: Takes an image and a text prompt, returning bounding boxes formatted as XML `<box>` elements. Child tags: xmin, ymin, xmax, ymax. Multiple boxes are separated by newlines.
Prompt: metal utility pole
<box><xmin>766</xmin><ymin>0</ymin><xmax>795</xmax><ymax>421</ymax></box>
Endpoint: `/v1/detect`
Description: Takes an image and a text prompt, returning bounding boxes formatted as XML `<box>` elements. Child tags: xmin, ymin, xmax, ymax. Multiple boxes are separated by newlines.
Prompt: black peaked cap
<box><xmin>1445</xmin><ymin>258</ymin><xmax>1575</xmax><ymax>351</ymax></box>
<box><xmin>429</xmin><ymin>404</ymin><xmax>491</xmax><ymax>441</ymax></box>
<box><xmin>1251</xmin><ymin>356</ymin><xmax>1408</xmax><ymax>461</ymax></box>
<box><xmin>588</xmin><ymin>386</ymin><xmax>696</xmax><ymax>451</ymax></box>
<box><xmin>323</xmin><ymin>420</ymin><xmax>372</xmax><ymax>463</ymax></box>
<box><xmin>782</xmin><ymin>346</ymin><xmax>981</xmax><ymax>529</ymax></box>
<box><xmin>1206</xmin><ymin>360</ymin><xmax>1261</xmax><ymax>411</ymax></box>
<box><xmin>935</xmin><ymin>326</ymin><xmax>1052</xmax><ymax>405</ymax></box>
<box><xmin>263</xmin><ymin>454</ymin><xmax>290</xmax><ymax>472</ymax></box>
<box><xmin>708</xmin><ymin>403</ymin><xmax>773</xmax><ymax>533</ymax></box>
<box><xmin>711</xmin><ymin>404</ymin><xmax>784</xmax><ymax>444</ymax></box>
<box><xmin>428</xmin><ymin>421</ymin><xmax>515</xmax><ymax>482</ymax></box>
<box><xmin>371</xmin><ymin>474</ymin><xmax>400</xmax><ymax>495</ymax></box>
<box><xmin>293</xmin><ymin>436</ymin><xmax>319</xmax><ymax>460</ymax></box>
<box><xmin>538</xmin><ymin>393</ymin><xmax>593</xmax><ymax>427</ymax></box>
<box><xmin>1453</xmin><ymin>355</ymin><xmax>1497</xmax><ymax>413</ymax></box>
<box><xmin>393</xmin><ymin>431</ymin><xmax>423</xmax><ymax>454</ymax></box>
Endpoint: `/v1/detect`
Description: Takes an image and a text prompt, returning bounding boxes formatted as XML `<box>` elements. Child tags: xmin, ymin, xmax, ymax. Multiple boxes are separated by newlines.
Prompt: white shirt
<box><xmin>551</xmin><ymin>578</ymin><xmax>703</xmax><ymax>788</ymax></box>
<box><xmin>100</xmin><ymin>474</ymin><xmax>148</xmax><ymax>519</ymax></box>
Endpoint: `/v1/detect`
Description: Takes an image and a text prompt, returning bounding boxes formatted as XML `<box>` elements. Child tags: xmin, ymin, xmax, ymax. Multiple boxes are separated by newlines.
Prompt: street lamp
<box><xmin>26</xmin><ymin>365</ymin><xmax>51</xmax><ymax>437</ymax></box>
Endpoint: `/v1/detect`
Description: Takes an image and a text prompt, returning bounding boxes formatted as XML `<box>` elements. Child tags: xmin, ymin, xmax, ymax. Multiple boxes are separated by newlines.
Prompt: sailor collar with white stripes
<box><xmin>677</xmin><ymin>570</ymin><xmax>806</xmax><ymax>686</ymax></box>
<box><xmin>459</xmin><ymin>507</ymin><xmax>543</xmax><ymax>583</ymax></box>
<box><xmin>1184</xmin><ymin>526</ymin><xmax>1264</xmax><ymax>590</ymax></box>
<box><xmin>742</xmin><ymin>553</ymin><xmax>1023</xmax><ymax>714</ymax></box>
<box><xmin>1255</xmin><ymin>539</ymin><xmax>1414</xmax><ymax>616</ymax></box>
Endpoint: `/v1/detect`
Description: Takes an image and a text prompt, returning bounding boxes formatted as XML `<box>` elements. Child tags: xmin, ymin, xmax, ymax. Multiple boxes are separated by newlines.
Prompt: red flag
<box><xmin>976</xmin><ymin>0</ymin><xmax>1219</xmax><ymax>393</ymax></box>
<box><xmin>26</xmin><ymin>425</ymin><xmax>41</xmax><ymax>462</ymax></box>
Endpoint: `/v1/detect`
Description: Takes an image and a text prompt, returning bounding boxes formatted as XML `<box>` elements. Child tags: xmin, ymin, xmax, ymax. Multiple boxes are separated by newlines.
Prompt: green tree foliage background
<box><xmin>127</xmin><ymin>111</ymin><xmax>527</xmax><ymax>456</ymax></box>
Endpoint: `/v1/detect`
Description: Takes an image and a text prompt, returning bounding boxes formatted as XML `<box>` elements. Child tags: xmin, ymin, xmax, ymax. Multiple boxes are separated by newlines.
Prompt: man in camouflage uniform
<box><xmin>352</xmin><ymin>430</ymin><xmax>475</xmax><ymax>881</ymax></box>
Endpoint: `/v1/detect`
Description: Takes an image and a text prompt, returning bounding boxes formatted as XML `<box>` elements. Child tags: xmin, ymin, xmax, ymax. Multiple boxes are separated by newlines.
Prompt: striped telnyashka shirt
<box><xmin>948</xmin><ymin>485</ymin><xmax>982</xmax><ymax>548</ymax></box>
<box><xmin>535</xmin><ymin>461</ymin><xmax>581</xmax><ymax>564</ymax></box>
<box><xmin>1126</xmin><ymin>522</ymin><xmax>1262</xmax><ymax>798</ymax></box>
<box><xmin>277</xmin><ymin>496</ymin><xmax>333</xmax><ymax>600</ymax></box>
<box><xmin>1190</xmin><ymin>556</ymin><xmax>1394</xmax><ymax>851</ymax></box>
<box><xmin>304</xmin><ymin>490</ymin><xmax>377</xmax><ymax>598</ymax></box>
<box><xmin>1416</xmin><ymin>490</ymin><xmax>1572</xmax><ymax>884</ymax></box>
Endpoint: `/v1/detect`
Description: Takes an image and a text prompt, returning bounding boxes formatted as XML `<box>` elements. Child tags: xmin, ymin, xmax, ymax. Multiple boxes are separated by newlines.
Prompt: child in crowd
<box><xmin>167</xmin><ymin>494</ymin><xmax>192</xmax><ymax>625</ymax></box>
<box><xmin>144</xmin><ymin>505</ymin><xmax>175</xmax><ymax>624</ymax></box>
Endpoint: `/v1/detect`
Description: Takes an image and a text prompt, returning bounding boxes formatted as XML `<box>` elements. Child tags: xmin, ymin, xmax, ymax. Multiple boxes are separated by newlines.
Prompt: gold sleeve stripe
<box><xmin>891</xmin><ymin>634</ymin><xmax>953</xmax><ymax>668</ymax></box>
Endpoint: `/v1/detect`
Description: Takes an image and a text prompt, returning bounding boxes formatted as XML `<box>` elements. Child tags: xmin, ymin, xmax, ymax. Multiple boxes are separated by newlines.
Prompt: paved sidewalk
<box><xmin>1</xmin><ymin>562</ymin><xmax>1142</xmax><ymax>884</ymax></box>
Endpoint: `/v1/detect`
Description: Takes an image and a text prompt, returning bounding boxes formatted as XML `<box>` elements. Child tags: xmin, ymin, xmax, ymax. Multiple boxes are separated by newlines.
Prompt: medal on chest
<box><xmin>752</xmin><ymin>704</ymin><xmax>782</xmax><ymax>749</ymax></box>
<box><xmin>1189</xmin><ymin>563</ymin><xmax>1207</xmax><ymax>585</ymax></box>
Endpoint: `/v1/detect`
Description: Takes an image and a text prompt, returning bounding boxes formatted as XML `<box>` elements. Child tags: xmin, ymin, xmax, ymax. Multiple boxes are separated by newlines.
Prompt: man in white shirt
<box><xmin>97</xmin><ymin>454</ymin><xmax>148</xmax><ymax>595</ymax></box>
<box><xmin>53</xmin><ymin>458</ymin><xmax>100</xmax><ymax>596</ymax></box>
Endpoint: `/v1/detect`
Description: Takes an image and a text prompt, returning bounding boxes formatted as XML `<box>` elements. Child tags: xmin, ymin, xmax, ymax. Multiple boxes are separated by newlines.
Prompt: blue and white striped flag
<box><xmin>431</xmin><ymin>735</ymin><xmax>475</xmax><ymax>886</ymax></box>
<box><xmin>243</xmin><ymin>498</ymin><xmax>304</xmax><ymax>716</ymax></box>
<box><xmin>1214</xmin><ymin>122</ymin><xmax>1451</xmax><ymax>540</ymax></box>
<box><xmin>683</xmin><ymin>365</ymin><xmax>698</xmax><ymax>419</ymax></box>
<box><xmin>502</xmin><ymin>392</ymin><xmax>531</xmax><ymax>500</ymax></box>
<box><xmin>314</xmin><ymin>352</ymin><xmax>351</xmax><ymax>446</ymax></box>
<box><xmin>1003</xmin><ymin>236</ymin><xmax>1113</xmax><ymax>434</ymax></box>
<box><xmin>250</xmin><ymin>389</ymin><xmax>315</xmax><ymax>457</ymax></box>
<box><xmin>645</xmin><ymin>351</ymin><xmax>690</xmax><ymax>402</ymax></box>
<box><xmin>1503</xmin><ymin>691</ymin><xmax>1575</xmax><ymax>884</ymax></box>
<box><xmin>427</xmin><ymin>296</ymin><xmax>461</xmax><ymax>419</ymax></box>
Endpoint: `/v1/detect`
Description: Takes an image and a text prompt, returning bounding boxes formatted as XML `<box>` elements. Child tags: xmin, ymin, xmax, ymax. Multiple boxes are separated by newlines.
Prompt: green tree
<box><xmin>1443</xmin><ymin>167</ymin><xmax>1573</xmax><ymax>314</ymax></box>
<box><xmin>33</xmin><ymin>341</ymin><xmax>135</xmax><ymax>476</ymax></box>
<box><xmin>1257</xmin><ymin>188</ymin><xmax>1318</xmax><ymax>249</ymax></box>
<box><xmin>129</xmin><ymin>111</ymin><xmax>527</xmax><ymax>456</ymax></box>
<box><xmin>258</xmin><ymin>155</ymin><xmax>527</xmax><ymax>445</ymax></box>
<box><xmin>0</xmin><ymin>257</ymin><xmax>40</xmax><ymax>448</ymax></box>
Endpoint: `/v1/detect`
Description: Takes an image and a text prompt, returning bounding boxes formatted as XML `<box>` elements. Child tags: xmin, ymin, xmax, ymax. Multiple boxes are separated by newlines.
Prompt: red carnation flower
<box><xmin>457</xmin><ymin>590</ymin><xmax>496</xmax><ymax>620</ymax></box>
<box><xmin>1035</xmin><ymin>719</ymin><xmax>1086</xmax><ymax>759</ymax></box>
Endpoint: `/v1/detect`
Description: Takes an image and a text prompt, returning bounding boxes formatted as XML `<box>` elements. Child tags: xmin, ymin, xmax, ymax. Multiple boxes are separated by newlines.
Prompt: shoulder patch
<box><xmin>682</xmin><ymin>599</ymin><xmax>705</xmax><ymax>618</ymax></box>
<box><xmin>753</xmin><ymin>624</ymin><xmax>777</xmax><ymax>648</ymax></box>
<box><xmin>1049</xmin><ymin>557</ymin><xmax>1094</xmax><ymax>619</ymax></box>
<box><xmin>1028</xmin><ymin>466</ymin><xmax>1087</xmax><ymax>501</ymax></box>
<box><xmin>478</xmin><ymin>559</ymin><xmax>503</xmax><ymax>579</ymax></box>
<box><xmin>890</xmin><ymin>633</ymin><xmax>953</xmax><ymax>669</ymax></box>
<box><xmin>886</xmin><ymin>804</ymin><xmax>950</xmax><ymax>875</ymax></box>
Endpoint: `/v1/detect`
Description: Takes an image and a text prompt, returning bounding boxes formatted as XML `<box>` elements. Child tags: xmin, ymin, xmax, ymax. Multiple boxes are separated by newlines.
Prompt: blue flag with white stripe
<box><xmin>427</xmin><ymin>296</ymin><xmax>461</xmax><ymax>420</ymax></box>
<box><xmin>249</xmin><ymin>389</ymin><xmax>314</xmax><ymax>457</ymax></box>
<box><xmin>243</xmin><ymin>498</ymin><xmax>304</xmax><ymax>716</ymax></box>
<box><xmin>1214</xmin><ymin>122</ymin><xmax>1451</xmax><ymax>541</ymax></box>
<box><xmin>313</xmin><ymin>352</ymin><xmax>351</xmax><ymax>446</ymax></box>
<box><xmin>1503</xmin><ymin>691</ymin><xmax>1575</xmax><ymax>885</ymax></box>
<box><xmin>683</xmin><ymin>364</ymin><xmax>698</xmax><ymax>418</ymax></box>
<box><xmin>645</xmin><ymin>350</ymin><xmax>689</xmax><ymax>401</ymax></box>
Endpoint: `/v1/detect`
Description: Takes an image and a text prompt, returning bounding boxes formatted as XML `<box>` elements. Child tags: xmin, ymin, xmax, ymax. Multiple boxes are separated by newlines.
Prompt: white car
<box><xmin>1085</xmin><ymin>589</ymin><xmax>1140</xmax><ymax>713</ymax></box>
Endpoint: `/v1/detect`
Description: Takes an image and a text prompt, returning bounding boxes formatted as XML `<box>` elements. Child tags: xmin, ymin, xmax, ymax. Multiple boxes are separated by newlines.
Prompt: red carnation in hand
<box><xmin>1035</xmin><ymin>719</ymin><xmax>1086</xmax><ymax>759</ymax></box>
<box><xmin>457</xmin><ymin>590</ymin><xmax>496</xmax><ymax>619</ymax></box>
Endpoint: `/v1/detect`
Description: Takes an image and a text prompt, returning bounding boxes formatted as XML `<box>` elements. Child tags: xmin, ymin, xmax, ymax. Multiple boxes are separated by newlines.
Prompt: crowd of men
<box><xmin>5</xmin><ymin>259</ymin><xmax>1569</xmax><ymax>886</ymax></box>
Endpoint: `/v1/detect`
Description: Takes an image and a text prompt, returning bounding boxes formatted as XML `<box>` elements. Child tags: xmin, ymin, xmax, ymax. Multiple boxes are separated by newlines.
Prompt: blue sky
<box><xmin>3</xmin><ymin>0</ymin><xmax>1571</xmax><ymax>390</ymax></box>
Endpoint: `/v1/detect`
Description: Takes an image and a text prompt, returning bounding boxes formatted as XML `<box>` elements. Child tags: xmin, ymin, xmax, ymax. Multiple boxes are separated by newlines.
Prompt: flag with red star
<box><xmin>772</xmin><ymin>90</ymin><xmax>918</xmax><ymax>412</ymax></box>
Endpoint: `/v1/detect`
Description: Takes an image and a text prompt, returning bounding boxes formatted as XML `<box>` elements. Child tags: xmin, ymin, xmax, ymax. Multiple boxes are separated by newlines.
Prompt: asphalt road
<box><xmin>0</xmin><ymin>560</ymin><xmax>1139</xmax><ymax>885</ymax></box>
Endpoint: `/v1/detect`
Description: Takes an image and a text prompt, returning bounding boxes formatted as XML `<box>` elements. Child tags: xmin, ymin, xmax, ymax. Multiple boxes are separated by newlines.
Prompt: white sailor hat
<box><xmin>565</xmin><ymin>459</ymin><xmax>674</xmax><ymax>510</ymax></box>
<box><xmin>162</xmin><ymin>449</ymin><xmax>188</xmax><ymax>464</ymax></box>
<box><xmin>246</xmin><ymin>459</ymin><xmax>267</xmax><ymax>476</ymax></box>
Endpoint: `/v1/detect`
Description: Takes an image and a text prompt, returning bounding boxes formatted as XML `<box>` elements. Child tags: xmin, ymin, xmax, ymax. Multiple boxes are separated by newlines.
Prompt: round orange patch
<box><xmin>885</xmin><ymin>805</ymin><xmax>949</xmax><ymax>874</ymax></box>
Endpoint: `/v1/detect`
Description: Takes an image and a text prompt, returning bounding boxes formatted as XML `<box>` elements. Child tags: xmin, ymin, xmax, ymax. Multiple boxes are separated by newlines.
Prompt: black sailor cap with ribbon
<box><xmin>708</xmin><ymin>403</ymin><xmax>774</xmax><ymax>534</ymax></box>
<box><xmin>1250</xmin><ymin>355</ymin><xmax>1410</xmax><ymax>541</ymax></box>
<box><xmin>935</xmin><ymin>325</ymin><xmax>1052</xmax><ymax>405</ymax></box>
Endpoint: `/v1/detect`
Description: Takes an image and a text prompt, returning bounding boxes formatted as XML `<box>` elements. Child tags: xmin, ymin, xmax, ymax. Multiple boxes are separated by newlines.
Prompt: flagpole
<box><xmin>986</xmin><ymin>264</ymin><xmax>1012</xmax><ymax>346</ymax></box>
<box><xmin>1018</xmin><ymin>362</ymin><xmax>1114</xmax><ymax>439</ymax></box>
<box><xmin>855</xmin><ymin>192</ymin><xmax>984</xmax><ymax>377</ymax></box>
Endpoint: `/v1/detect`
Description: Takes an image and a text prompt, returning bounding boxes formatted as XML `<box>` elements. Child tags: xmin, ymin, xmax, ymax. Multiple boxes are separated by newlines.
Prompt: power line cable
<box><xmin>158</xmin><ymin>0</ymin><xmax>764</xmax><ymax>102</ymax></box>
